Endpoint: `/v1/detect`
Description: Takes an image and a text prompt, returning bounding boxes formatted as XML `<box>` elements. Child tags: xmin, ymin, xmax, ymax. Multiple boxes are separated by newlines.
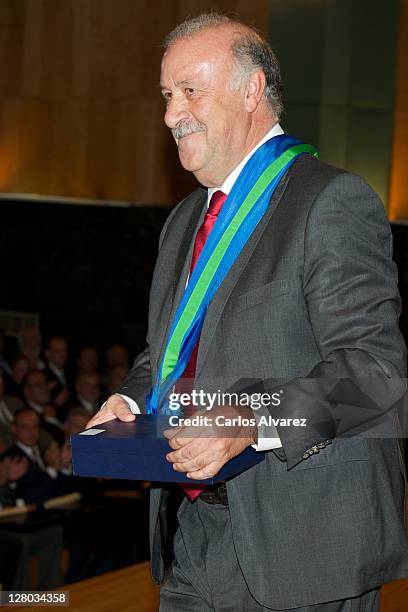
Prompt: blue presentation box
<box><xmin>71</xmin><ymin>415</ymin><xmax>265</xmax><ymax>484</ymax></box>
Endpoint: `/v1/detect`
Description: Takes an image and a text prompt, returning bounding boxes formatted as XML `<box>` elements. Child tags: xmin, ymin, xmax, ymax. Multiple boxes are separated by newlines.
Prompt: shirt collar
<box><xmin>16</xmin><ymin>441</ymin><xmax>37</xmax><ymax>460</ymax></box>
<box><xmin>48</xmin><ymin>362</ymin><xmax>65</xmax><ymax>379</ymax></box>
<box><xmin>207</xmin><ymin>123</ymin><xmax>284</xmax><ymax>204</ymax></box>
<box><xmin>27</xmin><ymin>401</ymin><xmax>44</xmax><ymax>414</ymax></box>
<box><xmin>79</xmin><ymin>396</ymin><xmax>96</xmax><ymax>412</ymax></box>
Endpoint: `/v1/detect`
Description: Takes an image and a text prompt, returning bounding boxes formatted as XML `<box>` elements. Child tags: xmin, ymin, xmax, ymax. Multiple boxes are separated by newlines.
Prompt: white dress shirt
<box><xmin>0</xmin><ymin>400</ymin><xmax>13</xmax><ymax>426</ymax></box>
<box><xmin>27</xmin><ymin>400</ymin><xmax>63</xmax><ymax>429</ymax></box>
<box><xmin>47</xmin><ymin>363</ymin><xmax>67</xmax><ymax>386</ymax></box>
<box><xmin>115</xmin><ymin>123</ymin><xmax>285</xmax><ymax>450</ymax></box>
<box><xmin>78</xmin><ymin>396</ymin><xmax>97</xmax><ymax>414</ymax></box>
<box><xmin>15</xmin><ymin>441</ymin><xmax>58</xmax><ymax>479</ymax></box>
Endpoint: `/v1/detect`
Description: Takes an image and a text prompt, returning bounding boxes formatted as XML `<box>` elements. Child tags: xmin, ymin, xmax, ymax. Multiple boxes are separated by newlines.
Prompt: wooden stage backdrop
<box><xmin>0</xmin><ymin>0</ymin><xmax>267</xmax><ymax>206</ymax></box>
<box><xmin>1</xmin><ymin>0</ymin><xmax>408</xmax><ymax>213</ymax></box>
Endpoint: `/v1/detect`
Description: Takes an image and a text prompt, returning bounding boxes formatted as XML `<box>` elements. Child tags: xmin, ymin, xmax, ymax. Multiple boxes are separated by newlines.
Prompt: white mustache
<box><xmin>171</xmin><ymin>120</ymin><xmax>206</xmax><ymax>140</ymax></box>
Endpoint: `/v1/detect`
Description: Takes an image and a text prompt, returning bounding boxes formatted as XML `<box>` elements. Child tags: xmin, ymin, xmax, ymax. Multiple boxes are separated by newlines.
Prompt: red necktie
<box><xmin>177</xmin><ymin>190</ymin><xmax>227</xmax><ymax>500</ymax></box>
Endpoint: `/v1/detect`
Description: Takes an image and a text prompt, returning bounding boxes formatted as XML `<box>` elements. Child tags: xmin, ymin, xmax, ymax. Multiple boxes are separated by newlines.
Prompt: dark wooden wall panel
<box><xmin>0</xmin><ymin>0</ymin><xmax>268</xmax><ymax>206</ymax></box>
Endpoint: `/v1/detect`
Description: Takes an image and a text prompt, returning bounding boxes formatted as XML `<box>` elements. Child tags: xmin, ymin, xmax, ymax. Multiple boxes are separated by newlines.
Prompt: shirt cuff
<box><xmin>115</xmin><ymin>394</ymin><xmax>141</xmax><ymax>414</ymax></box>
<box><xmin>250</xmin><ymin>404</ymin><xmax>282</xmax><ymax>451</ymax></box>
<box><xmin>45</xmin><ymin>467</ymin><xmax>58</xmax><ymax>479</ymax></box>
<box><xmin>59</xmin><ymin>465</ymin><xmax>72</xmax><ymax>476</ymax></box>
<box><xmin>98</xmin><ymin>394</ymin><xmax>141</xmax><ymax>414</ymax></box>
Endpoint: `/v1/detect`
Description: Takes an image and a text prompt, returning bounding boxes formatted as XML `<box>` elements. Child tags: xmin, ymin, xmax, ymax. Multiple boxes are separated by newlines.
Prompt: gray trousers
<box><xmin>159</xmin><ymin>498</ymin><xmax>380</xmax><ymax>612</ymax></box>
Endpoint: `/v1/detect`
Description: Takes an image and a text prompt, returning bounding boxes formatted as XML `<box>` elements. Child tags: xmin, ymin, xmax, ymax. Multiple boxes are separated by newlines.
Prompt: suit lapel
<box><xmin>171</xmin><ymin>191</ymin><xmax>207</xmax><ymax>318</ymax></box>
<box><xmin>155</xmin><ymin>189</ymin><xmax>207</xmax><ymax>370</ymax></box>
<box><xmin>195</xmin><ymin>172</ymin><xmax>291</xmax><ymax>378</ymax></box>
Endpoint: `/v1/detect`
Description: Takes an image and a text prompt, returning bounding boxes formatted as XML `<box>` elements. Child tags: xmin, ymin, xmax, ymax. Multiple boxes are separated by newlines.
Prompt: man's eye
<box><xmin>162</xmin><ymin>92</ymin><xmax>171</xmax><ymax>102</ymax></box>
<box><xmin>185</xmin><ymin>88</ymin><xmax>195</xmax><ymax>96</ymax></box>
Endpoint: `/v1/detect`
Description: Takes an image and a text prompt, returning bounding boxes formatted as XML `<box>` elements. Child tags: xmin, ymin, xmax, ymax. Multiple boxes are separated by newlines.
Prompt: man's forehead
<box><xmin>160</xmin><ymin>50</ymin><xmax>233</xmax><ymax>91</ymax></box>
<box><xmin>50</xmin><ymin>339</ymin><xmax>66</xmax><ymax>347</ymax></box>
<box><xmin>160</xmin><ymin>58</ymin><xmax>214</xmax><ymax>88</ymax></box>
<box><xmin>161</xmin><ymin>29</ymin><xmax>234</xmax><ymax>77</ymax></box>
<box><xmin>17</xmin><ymin>412</ymin><xmax>39</xmax><ymax>424</ymax></box>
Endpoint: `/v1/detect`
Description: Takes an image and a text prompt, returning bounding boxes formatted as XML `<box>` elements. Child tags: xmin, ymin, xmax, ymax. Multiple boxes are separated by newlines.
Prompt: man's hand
<box><xmin>163</xmin><ymin>406</ymin><xmax>257</xmax><ymax>480</ymax></box>
<box><xmin>85</xmin><ymin>394</ymin><xmax>135</xmax><ymax>428</ymax></box>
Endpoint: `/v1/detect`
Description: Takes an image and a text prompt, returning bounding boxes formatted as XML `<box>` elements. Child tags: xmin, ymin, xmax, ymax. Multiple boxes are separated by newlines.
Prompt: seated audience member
<box><xmin>61</xmin><ymin>406</ymin><xmax>104</xmax><ymax>499</ymax></box>
<box><xmin>44</xmin><ymin>336</ymin><xmax>71</xmax><ymax>408</ymax></box>
<box><xmin>0</xmin><ymin>408</ymin><xmax>67</xmax><ymax>504</ymax></box>
<box><xmin>5</xmin><ymin>355</ymin><xmax>30</xmax><ymax>398</ymax></box>
<box><xmin>0</xmin><ymin>328</ymin><xmax>12</xmax><ymax>377</ymax></box>
<box><xmin>0</xmin><ymin>372</ymin><xmax>25</xmax><ymax>449</ymax></box>
<box><xmin>22</xmin><ymin>370</ymin><xmax>65</xmax><ymax>447</ymax></box>
<box><xmin>59</xmin><ymin>407</ymin><xmax>98</xmax><ymax>489</ymax></box>
<box><xmin>103</xmin><ymin>344</ymin><xmax>129</xmax><ymax>393</ymax></box>
<box><xmin>70</xmin><ymin>372</ymin><xmax>101</xmax><ymax>416</ymax></box>
<box><xmin>64</xmin><ymin>406</ymin><xmax>89</xmax><ymax>437</ymax></box>
<box><xmin>0</xmin><ymin>462</ymin><xmax>63</xmax><ymax>589</ymax></box>
<box><xmin>51</xmin><ymin>407</ymin><xmax>89</xmax><ymax>479</ymax></box>
<box><xmin>77</xmin><ymin>346</ymin><xmax>99</xmax><ymax>375</ymax></box>
<box><xmin>18</xmin><ymin>326</ymin><xmax>46</xmax><ymax>370</ymax></box>
<box><xmin>43</xmin><ymin>438</ymin><xmax>72</xmax><ymax>478</ymax></box>
<box><xmin>107</xmin><ymin>363</ymin><xmax>129</xmax><ymax>396</ymax></box>
<box><xmin>0</xmin><ymin>454</ymin><xmax>29</xmax><ymax>504</ymax></box>
<box><xmin>106</xmin><ymin>344</ymin><xmax>129</xmax><ymax>371</ymax></box>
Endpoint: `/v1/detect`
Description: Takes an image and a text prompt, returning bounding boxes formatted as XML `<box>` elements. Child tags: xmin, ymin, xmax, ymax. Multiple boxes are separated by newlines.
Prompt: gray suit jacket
<box><xmin>118</xmin><ymin>155</ymin><xmax>408</xmax><ymax>608</ymax></box>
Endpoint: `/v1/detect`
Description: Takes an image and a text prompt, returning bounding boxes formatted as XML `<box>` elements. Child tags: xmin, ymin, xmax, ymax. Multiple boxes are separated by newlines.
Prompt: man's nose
<box><xmin>164</xmin><ymin>96</ymin><xmax>190</xmax><ymax>129</ymax></box>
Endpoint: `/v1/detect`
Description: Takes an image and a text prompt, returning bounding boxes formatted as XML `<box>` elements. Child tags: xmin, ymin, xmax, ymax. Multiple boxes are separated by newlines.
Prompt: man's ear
<box><xmin>244</xmin><ymin>69</ymin><xmax>267</xmax><ymax>112</ymax></box>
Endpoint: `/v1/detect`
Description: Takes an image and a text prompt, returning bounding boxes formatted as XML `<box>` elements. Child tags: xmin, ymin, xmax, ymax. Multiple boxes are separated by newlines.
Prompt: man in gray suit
<box><xmin>88</xmin><ymin>13</ymin><xmax>408</xmax><ymax>611</ymax></box>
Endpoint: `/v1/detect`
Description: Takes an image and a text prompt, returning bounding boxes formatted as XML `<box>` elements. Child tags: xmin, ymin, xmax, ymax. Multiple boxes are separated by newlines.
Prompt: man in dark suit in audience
<box><xmin>18</xmin><ymin>326</ymin><xmax>46</xmax><ymax>371</ymax></box>
<box><xmin>3</xmin><ymin>355</ymin><xmax>30</xmax><ymax>399</ymax></box>
<box><xmin>0</xmin><ymin>329</ymin><xmax>12</xmax><ymax>378</ymax></box>
<box><xmin>0</xmin><ymin>455</ymin><xmax>63</xmax><ymax>590</ymax></box>
<box><xmin>0</xmin><ymin>408</ymin><xmax>64</xmax><ymax>503</ymax></box>
<box><xmin>0</xmin><ymin>371</ymin><xmax>25</xmax><ymax>450</ymax></box>
<box><xmin>71</xmin><ymin>372</ymin><xmax>101</xmax><ymax>417</ymax></box>
<box><xmin>23</xmin><ymin>369</ymin><xmax>65</xmax><ymax>447</ymax></box>
<box><xmin>44</xmin><ymin>336</ymin><xmax>71</xmax><ymax>409</ymax></box>
<box><xmin>77</xmin><ymin>346</ymin><xmax>99</xmax><ymax>376</ymax></box>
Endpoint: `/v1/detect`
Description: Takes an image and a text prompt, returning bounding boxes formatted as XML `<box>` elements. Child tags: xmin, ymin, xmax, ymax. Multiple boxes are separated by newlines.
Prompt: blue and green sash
<box><xmin>146</xmin><ymin>134</ymin><xmax>318</xmax><ymax>414</ymax></box>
